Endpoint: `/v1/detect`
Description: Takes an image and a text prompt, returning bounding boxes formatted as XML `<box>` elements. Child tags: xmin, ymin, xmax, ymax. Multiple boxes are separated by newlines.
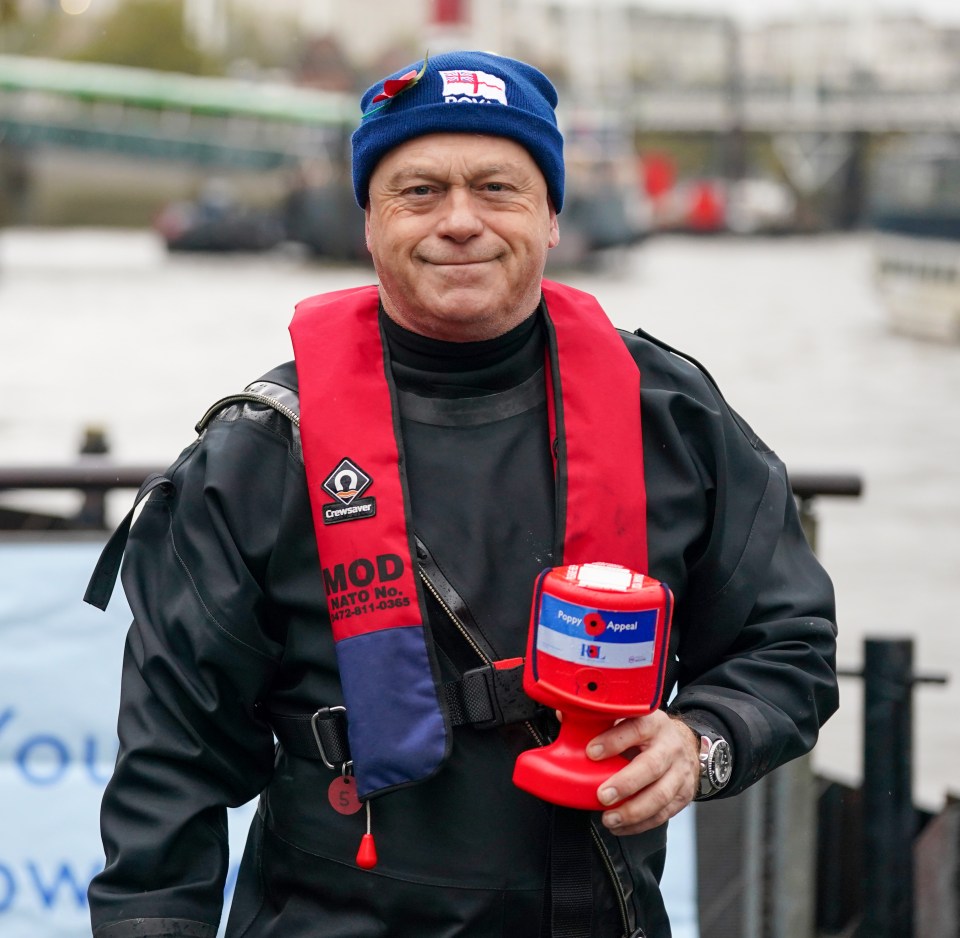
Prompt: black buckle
<box><xmin>310</xmin><ymin>706</ymin><xmax>350</xmax><ymax>769</ymax></box>
<box><xmin>460</xmin><ymin>661</ymin><xmax>540</xmax><ymax>729</ymax></box>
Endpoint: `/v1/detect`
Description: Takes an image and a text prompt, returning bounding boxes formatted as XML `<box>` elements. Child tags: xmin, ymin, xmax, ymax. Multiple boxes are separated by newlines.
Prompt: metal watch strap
<box><xmin>673</xmin><ymin>712</ymin><xmax>733</xmax><ymax>799</ymax></box>
<box><xmin>697</xmin><ymin>733</ymin><xmax>733</xmax><ymax>799</ymax></box>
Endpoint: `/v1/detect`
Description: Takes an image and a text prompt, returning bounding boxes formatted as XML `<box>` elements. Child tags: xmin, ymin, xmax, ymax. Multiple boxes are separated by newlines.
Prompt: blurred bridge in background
<box><xmin>0</xmin><ymin>54</ymin><xmax>355</xmax><ymax>171</ymax></box>
<box><xmin>4</xmin><ymin>54</ymin><xmax>960</xmax><ymax>171</ymax></box>
<box><xmin>629</xmin><ymin>85</ymin><xmax>960</xmax><ymax>134</ymax></box>
<box><xmin>5</xmin><ymin>53</ymin><xmax>960</xmax><ymax>237</ymax></box>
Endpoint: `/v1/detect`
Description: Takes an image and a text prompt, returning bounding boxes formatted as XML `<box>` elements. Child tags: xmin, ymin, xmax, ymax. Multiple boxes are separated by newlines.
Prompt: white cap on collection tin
<box><xmin>564</xmin><ymin>562</ymin><xmax>645</xmax><ymax>593</ymax></box>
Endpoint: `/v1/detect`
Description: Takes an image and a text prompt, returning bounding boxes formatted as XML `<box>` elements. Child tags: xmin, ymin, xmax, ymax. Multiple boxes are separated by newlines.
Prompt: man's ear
<box><xmin>547</xmin><ymin>199</ymin><xmax>560</xmax><ymax>249</ymax></box>
<box><xmin>364</xmin><ymin>204</ymin><xmax>373</xmax><ymax>253</ymax></box>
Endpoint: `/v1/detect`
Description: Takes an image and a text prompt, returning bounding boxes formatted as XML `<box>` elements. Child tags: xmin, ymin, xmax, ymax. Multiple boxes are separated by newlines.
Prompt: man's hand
<box><xmin>588</xmin><ymin>711</ymin><xmax>700</xmax><ymax>836</ymax></box>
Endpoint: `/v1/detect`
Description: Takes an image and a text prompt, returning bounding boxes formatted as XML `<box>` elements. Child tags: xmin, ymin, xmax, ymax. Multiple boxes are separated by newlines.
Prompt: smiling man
<box><xmin>364</xmin><ymin>134</ymin><xmax>559</xmax><ymax>340</ymax></box>
<box><xmin>87</xmin><ymin>51</ymin><xmax>838</xmax><ymax>938</ymax></box>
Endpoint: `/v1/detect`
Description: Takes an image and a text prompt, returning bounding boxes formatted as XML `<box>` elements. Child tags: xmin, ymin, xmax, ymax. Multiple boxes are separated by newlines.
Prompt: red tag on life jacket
<box><xmin>328</xmin><ymin>775</ymin><xmax>363</xmax><ymax>815</ymax></box>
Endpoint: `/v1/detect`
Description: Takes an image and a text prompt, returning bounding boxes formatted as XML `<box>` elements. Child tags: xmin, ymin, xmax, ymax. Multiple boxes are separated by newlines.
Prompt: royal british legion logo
<box><xmin>439</xmin><ymin>70</ymin><xmax>508</xmax><ymax>105</ymax></box>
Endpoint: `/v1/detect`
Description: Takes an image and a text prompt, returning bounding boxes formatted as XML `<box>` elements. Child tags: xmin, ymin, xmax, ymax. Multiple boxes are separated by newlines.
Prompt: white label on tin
<box><xmin>573</xmin><ymin>563</ymin><xmax>636</xmax><ymax>592</ymax></box>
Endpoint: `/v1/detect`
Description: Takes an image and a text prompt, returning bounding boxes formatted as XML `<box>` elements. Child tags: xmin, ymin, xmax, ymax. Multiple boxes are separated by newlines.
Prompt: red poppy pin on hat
<box><xmin>364</xmin><ymin>55</ymin><xmax>430</xmax><ymax>118</ymax></box>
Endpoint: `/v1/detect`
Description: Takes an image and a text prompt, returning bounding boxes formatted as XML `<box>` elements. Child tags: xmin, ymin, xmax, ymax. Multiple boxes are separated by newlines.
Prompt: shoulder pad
<box><xmin>196</xmin><ymin>379</ymin><xmax>301</xmax><ymax>433</ymax></box>
<box><xmin>195</xmin><ymin>379</ymin><xmax>302</xmax><ymax>461</ymax></box>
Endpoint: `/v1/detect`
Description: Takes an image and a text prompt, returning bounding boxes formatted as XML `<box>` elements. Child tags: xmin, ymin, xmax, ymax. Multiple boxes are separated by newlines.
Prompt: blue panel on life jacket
<box><xmin>335</xmin><ymin>625</ymin><xmax>448</xmax><ymax>798</ymax></box>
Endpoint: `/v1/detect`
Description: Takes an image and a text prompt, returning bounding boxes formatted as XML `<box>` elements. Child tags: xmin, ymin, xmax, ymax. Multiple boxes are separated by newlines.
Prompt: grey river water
<box><xmin>1</xmin><ymin>227</ymin><xmax>958</xmax><ymax>810</ymax></box>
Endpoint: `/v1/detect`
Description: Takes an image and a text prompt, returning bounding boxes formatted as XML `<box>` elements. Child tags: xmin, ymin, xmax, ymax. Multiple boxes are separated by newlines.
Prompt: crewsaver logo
<box><xmin>323</xmin><ymin>458</ymin><xmax>371</xmax><ymax>505</ymax></box>
<box><xmin>439</xmin><ymin>69</ymin><xmax>508</xmax><ymax>105</ymax></box>
<box><xmin>321</xmin><ymin>458</ymin><xmax>376</xmax><ymax>525</ymax></box>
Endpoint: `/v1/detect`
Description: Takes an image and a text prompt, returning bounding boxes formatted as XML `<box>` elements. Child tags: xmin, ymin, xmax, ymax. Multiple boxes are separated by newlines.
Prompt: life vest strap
<box><xmin>269</xmin><ymin>660</ymin><xmax>542</xmax><ymax>768</ymax></box>
<box><xmin>446</xmin><ymin>660</ymin><xmax>542</xmax><ymax>729</ymax></box>
<box><xmin>83</xmin><ymin>473</ymin><xmax>175</xmax><ymax>611</ymax></box>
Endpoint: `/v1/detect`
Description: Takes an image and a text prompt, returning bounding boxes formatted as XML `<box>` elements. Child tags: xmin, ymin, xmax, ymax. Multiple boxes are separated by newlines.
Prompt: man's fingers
<box><xmin>588</xmin><ymin>711</ymin><xmax>701</xmax><ymax>836</ymax></box>
<box><xmin>596</xmin><ymin>738</ymin><xmax>671</xmax><ymax>806</ymax></box>
<box><xmin>586</xmin><ymin>713</ymin><xmax>656</xmax><ymax>760</ymax></box>
<box><xmin>602</xmin><ymin>785</ymin><xmax>690</xmax><ymax>836</ymax></box>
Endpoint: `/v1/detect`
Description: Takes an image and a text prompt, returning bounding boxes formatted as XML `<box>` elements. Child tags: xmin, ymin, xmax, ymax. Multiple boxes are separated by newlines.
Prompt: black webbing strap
<box><xmin>83</xmin><ymin>473</ymin><xmax>174</xmax><ymax>610</ymax></box>
<box><xmin>267</xmin><ymin>706</ymin><xmax>351</xmax><ymax>768</ymax></box>
<box><xmin>270</xmin><ymin>661</ymin><xmax>541</xmax><ymax>764</ymax></box>
<box><xmin>444</xmin><ymin>660</ymin><xmax>542</xmax><ymax>729</ymax></box>
<box><xmin>85</xmin><ymin>384</ymin><xmax>301</xmax><ymax>613</ymax></box>
<box><xmin>544</xmin><ymin>807</ymin><xmax>594</xmax><ymax>938</ymax></box>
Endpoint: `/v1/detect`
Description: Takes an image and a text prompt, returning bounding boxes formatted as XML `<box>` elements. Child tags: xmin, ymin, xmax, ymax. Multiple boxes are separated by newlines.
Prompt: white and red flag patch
<box><xmin>439</xmin><ymin>69</ymin><xmax>508</xmax><ymax>104</ymax></box>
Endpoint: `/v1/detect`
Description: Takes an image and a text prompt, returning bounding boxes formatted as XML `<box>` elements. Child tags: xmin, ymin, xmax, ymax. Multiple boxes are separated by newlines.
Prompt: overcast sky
<box><xmin>643</xmin><ymin>0</ymin><xmax>960</xmax><ymax>24</ymax></box>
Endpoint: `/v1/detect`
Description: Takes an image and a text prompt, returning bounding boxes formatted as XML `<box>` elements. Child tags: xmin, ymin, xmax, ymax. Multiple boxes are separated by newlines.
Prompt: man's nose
<box><xmin>436</xmin><ymin>187</ymin><xmax>484</xmax><ymax>241</ymax></box>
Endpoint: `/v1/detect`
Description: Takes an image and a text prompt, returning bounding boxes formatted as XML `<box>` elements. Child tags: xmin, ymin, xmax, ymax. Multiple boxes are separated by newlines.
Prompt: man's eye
<box><xmin>407</xmin><ymin>185</ymin><xmax>433</xmax><ymax>196</ymax></box>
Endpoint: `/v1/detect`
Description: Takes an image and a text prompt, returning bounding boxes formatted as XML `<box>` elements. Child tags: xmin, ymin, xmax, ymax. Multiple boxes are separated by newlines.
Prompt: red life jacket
<box><xmin>289</xmin><ymin>279</ymin><xmax>648</xmax><ymax>798</ymax></box>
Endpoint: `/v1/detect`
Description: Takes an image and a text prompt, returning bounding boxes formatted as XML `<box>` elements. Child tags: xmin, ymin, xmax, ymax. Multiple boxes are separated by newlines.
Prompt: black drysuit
<box><xmin>88</xmin><ymin>308</ymin><xmax>838</xmax><ymax>938</ymax></box>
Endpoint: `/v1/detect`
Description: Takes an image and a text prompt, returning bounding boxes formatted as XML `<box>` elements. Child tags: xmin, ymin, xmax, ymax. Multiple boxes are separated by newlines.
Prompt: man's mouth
<box><xmin>426</xmin><ymin>257</ymin><xmax>493</xmax><ymax>266</ymax></box>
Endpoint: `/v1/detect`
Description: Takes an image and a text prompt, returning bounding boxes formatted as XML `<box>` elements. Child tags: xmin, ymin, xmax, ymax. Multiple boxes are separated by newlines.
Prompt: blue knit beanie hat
<box><xmin>351</xmin><ymin>50</ymin><xmax>564</xmax><ymax>211</ymax></box>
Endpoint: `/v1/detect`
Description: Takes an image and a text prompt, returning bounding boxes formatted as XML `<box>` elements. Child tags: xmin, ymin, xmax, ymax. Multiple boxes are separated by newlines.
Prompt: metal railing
<box><xmin>0</xmin><ymin>459</ymin><xmax>865</xmax><ymax>533</ymax></box>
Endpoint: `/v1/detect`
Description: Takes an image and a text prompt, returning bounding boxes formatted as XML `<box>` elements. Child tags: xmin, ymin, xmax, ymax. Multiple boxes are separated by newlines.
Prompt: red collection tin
<box><xmin>513</xmin><ymin>562</ymin><xmax>673</xmax><ymax>810</ymax></box>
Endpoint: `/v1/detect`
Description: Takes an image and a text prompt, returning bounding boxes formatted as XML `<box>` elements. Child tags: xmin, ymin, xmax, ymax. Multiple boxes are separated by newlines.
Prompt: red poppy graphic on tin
<box><xmin>584</xmin><ymin>613</ymin><xmax>607</xmax><ymax>637</ymax></box>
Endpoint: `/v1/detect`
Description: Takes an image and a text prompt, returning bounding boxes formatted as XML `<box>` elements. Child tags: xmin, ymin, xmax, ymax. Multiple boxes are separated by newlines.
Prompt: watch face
<box><xmin>708</xmin><ymin>740</ymin><xmax>732</xmax><ymax>788</ymax></box>
<box><xmin>699</xmin><ymin>736</ymin><xmax>732</xmax><ymax>796</ymax></box>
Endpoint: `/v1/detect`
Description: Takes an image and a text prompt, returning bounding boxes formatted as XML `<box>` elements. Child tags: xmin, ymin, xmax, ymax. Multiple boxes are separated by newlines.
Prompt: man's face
<box><xmin>365</xmin><ymin>133</ymin><xmax>560</xmax><ymax>342</ymax></box>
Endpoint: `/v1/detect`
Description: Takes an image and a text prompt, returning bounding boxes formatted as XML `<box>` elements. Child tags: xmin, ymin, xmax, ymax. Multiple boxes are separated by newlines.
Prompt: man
<box><xmin>86</xmin><ymin>51</ymin><xmax>838</xmax><ymax>938</ymax></box>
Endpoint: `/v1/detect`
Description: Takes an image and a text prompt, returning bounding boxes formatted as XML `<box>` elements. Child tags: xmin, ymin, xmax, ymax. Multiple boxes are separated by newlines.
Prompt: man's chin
<box><xmin>430</xmin><ymin>300</ymin><xmax>497</xmax><ymax>328</ymax></box>
<box><xmin>411</xmin><ymin>295</ymin><xmax>511</xmax><ymax>341</ymax></box>
<box><xmin>427</xmin><ymin>262</ymin><xmax>495</xmax><ymax>288</ymax></box>
<box><xmin>421</xmin><ymin>277</ymin><xmax>501</xmax><ymax>315</ymax></box>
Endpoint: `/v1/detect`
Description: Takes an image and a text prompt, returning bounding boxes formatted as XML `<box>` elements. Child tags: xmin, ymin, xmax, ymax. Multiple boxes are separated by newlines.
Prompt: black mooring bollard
<box><xmin>75</xmin><ymin>424</ymin><xmax>111</xmax><ymax>529</ymax></box>
<box><xmin>836</xmin><ymin>638</ymin><xmax>948</xmax><ymax>936</ymax></box>
<box><xmin>861</xmin><ymin>638</ymin><xmax>916</xmax><ymax>937</ymax></box>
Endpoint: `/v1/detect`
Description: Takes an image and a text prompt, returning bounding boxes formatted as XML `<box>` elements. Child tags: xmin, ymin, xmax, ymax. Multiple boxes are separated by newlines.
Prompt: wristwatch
<box><xmin>697</xmin><ymin>733</ymin><xmax>733</xmax><ymax>799</ymax></box>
